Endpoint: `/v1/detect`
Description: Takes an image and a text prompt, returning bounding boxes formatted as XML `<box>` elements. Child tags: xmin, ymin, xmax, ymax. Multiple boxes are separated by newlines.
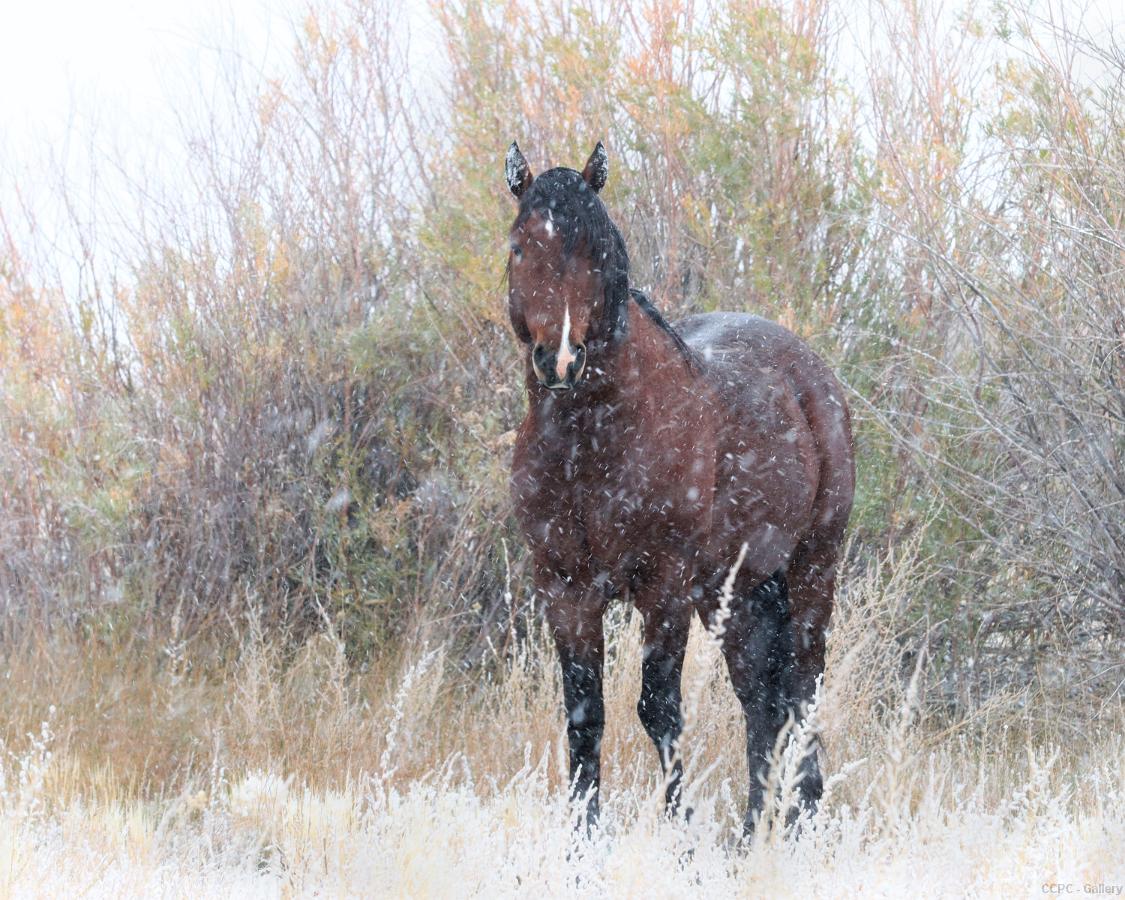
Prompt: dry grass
<box><xmin>0</xmin><ymin>545</ymin><xmax>1119</xmax><ymax>897</ymax></box>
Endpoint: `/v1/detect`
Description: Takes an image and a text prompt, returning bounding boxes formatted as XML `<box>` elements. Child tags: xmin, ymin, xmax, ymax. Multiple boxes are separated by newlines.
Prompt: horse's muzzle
<box><xmin>532</xmin><ymin>342</ymin><xmax>586</xmax><ymax>390</ymax></box>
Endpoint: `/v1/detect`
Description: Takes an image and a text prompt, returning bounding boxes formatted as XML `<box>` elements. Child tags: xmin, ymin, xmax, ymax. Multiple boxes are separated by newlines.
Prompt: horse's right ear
<box><xmin>505</xmin><ymin>142</ymin><xmax>533</xmax><ymax>198</ymax></box>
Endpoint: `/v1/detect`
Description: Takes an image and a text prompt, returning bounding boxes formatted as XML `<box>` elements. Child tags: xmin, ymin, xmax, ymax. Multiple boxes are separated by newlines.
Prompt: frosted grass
<box><xmin>0</xmin><ymin>550</ymin><xmax>1118</xmax><ymax>897</ymax></box>
<box><xmin>0</xmin><ymin>674</ymin><xmax>1119</xmax><ymax>899</ymax></box>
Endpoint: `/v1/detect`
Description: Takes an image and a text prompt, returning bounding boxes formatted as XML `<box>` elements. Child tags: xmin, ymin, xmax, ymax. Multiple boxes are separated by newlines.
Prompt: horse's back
<box><xmin>678</xmin><ymin>312</ymin><xmax>810</xmax><ymax>366</ymax></box>
<box><xmin>678</xmin><ymin>311</ymin><xmax>855</xmax><ymax>549</ymax></box>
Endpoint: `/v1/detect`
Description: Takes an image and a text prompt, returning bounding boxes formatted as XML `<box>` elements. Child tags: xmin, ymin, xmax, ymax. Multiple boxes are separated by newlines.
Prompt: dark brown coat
<box><xmin>505</xmin><ymin>142</ymin><xmax>855</xmax><ymax>834</ymax></box>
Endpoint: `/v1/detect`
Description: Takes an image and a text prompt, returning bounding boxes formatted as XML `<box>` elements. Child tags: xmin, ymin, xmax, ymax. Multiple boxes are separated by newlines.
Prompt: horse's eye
<box><xmin>511</xmin><ymin>245</ymin><xmax>523</xmax><ymax>258</ymax></box>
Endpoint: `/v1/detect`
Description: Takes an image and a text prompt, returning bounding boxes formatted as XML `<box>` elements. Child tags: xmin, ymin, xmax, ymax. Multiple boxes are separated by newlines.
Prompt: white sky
<box><xmin>0</xmin><ymin>0</ymin><xmax>1119</xmax><ymax>277</ymax></box>
<box><xmin>2</xmin><ymin>0</ymin><xmax>1117</xmax><ymax>145</ymax></box>
<box><xmin>1</xmin><ymin>0</ymin><xmax>288</xmax><ymax>159</ymax></box>
<box><xmin>0</xmin><ymin>0</ymin><xmax>299</xmax><ymax>269</ymax></box>
<box><xmin>0</xmin><ymin>0</ymin><xmax>442</xmax><ymax>279</ymax></box>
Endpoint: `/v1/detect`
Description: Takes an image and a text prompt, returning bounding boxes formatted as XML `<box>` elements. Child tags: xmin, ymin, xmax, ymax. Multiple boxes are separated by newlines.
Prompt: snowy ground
<box><xmin>2</xmin><ymin>751</ymin><xmax>1120</xmax><ymax>898</ymax></box>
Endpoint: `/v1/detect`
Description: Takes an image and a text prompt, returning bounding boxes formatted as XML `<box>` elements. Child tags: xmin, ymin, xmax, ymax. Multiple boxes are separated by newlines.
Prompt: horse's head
<box><xmin>504</xmin><ymin>141</ymin><xmax>628</xmax><ymax>392</ymax></box>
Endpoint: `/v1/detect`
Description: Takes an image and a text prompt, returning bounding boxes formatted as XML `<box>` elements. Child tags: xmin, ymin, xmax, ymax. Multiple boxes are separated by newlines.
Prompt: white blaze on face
<box><xmin>556</xmin><ymin>304</ymin><xmax>576</xmax><ymax>380</ymax></box>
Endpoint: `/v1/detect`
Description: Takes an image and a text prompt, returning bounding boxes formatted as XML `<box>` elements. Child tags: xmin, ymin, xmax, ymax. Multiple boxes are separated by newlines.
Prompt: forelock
<box><xmin>514</xmin><ymin>168</ymin><xmax>622</xmax><ymax>264</ymax></box>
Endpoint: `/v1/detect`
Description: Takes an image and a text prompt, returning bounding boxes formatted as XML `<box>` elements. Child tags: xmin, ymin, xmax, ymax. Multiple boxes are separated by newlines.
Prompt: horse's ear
<box><xmin>581</xmin><ymin>141</ymin><xmax>608</xmax><ymax>193</ymax></box>
<box><xmin>505</xmin><ymin>142</ymin><xmax>533</xmax><ymax>198</ymax></box>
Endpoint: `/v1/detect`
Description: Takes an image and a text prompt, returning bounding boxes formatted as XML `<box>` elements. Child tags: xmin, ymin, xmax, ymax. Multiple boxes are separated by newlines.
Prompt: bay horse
<box><xmin>504</xmin><ymin>142</ymin><xmax>855</xmax><ymax>836</ymax></box>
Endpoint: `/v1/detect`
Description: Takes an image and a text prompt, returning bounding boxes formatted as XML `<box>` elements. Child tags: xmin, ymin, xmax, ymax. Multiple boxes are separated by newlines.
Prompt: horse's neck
<box><xmin>600</xmin><ymin>302</ymin><xmax>696</xmax><ymax>405</ymax></box>
<box><xmin>548</xmin><ymin>304</ymin><xmax>699</xmax><ymax>445</ymax></box>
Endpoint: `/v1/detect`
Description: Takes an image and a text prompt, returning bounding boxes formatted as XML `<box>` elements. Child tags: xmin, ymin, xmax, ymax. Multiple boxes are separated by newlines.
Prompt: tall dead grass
<box><xmin>0</xmin><ymin>541</ymin><xmax>1118</xmax><ymax>895</ymax></box>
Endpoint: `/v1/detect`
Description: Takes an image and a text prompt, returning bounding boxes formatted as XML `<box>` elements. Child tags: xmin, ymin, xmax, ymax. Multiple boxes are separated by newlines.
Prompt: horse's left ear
<box><xmin>582</xmin><ymin>141</ymin><xmax>608</xmax><ymax>193</ymax></box>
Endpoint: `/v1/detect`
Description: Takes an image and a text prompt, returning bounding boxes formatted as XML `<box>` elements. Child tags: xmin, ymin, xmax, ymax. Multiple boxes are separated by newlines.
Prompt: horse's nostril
<box><xmin>572</xmin><ymin>345</ymin><xmax>586</xmax><ymax>377</ymax></box>
<box><xmin>532</xmin><ymin>344</ymin><xmax>547</xmax><ymax>367</ymax></box>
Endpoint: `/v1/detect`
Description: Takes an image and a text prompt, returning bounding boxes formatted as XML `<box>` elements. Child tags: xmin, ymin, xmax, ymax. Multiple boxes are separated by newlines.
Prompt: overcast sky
<box><xmin>1</xmin><ymin>0</ymin><xmax>294</xmax><ymax>155</ymax></box>
<box><xmin>3</xmin><ymin>0</ymin><xmax>1118</xmax><ymax>141</ymax></box>
<box><xmin>0</xmin><ymin>0</ymin><xmax>444</xmax><ymax>275</ymax></box>
<box><xmin>0</xmin><ymin>0</ymin><xmax>1119</xmax><ymax>275</ymax></box>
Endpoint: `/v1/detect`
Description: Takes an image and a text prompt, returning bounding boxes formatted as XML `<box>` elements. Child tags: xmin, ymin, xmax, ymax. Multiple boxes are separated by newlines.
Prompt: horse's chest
<box><xmin>514</xmin><ymin>405</ymin><xmax>714</xmax><ymax>584</ymax></box>
<box><xmin>574</xmin><ymin>431</ymin><xmax>712</xmax><ymax>566</ymax></box>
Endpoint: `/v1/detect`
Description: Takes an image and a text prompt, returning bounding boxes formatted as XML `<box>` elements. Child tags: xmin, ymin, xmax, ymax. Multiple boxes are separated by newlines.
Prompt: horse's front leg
<box><xmin>542</xmin><ymin>574</ymin><xmax>606</xmax><ymax>829</ymax></box>
<box><xmin>634</xmin><ymin>561</ymin><xmax>693</xmax><ymax>817</ymax></box>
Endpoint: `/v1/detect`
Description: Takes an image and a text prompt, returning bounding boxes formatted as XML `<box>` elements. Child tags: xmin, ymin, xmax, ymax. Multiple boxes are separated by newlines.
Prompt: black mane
<box><xmin>629</xmin><ymin>289</ymin><xmax>699</xmax><ymax>370</ymax></box>
<box><xmin>512</xmin><ymin>167</ymin><xmax>695</xmax><ymax>367</ymax></box>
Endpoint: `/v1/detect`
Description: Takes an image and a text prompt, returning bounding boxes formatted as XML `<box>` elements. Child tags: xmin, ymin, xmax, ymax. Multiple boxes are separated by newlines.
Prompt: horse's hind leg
<box><xmin>707</xmin><ymin>573</ymin><xmax>791</xmax><ymax>837</ymax></box>
<box><xmin>635</xmin><ymin>594</ymin><xmax>692</xmax><ymax>816</ymax></box>
<box><xmin>783</xmin><ymin>540</ymin><xmax>839</xmax><ymax>817</ymax></box>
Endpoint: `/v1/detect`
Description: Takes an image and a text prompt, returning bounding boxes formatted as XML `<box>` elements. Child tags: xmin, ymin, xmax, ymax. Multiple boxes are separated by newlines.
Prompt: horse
<box><xmin>504</xmin><ymin>141</ymin><xmax>855</xmax><ymax>836</ymax></box>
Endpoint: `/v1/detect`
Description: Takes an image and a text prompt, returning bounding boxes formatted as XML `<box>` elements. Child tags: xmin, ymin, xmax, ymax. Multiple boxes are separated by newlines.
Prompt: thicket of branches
<box><xmin>0</xmin><ymin>0</ymin><xmax>1120</xmax><ymax>712</ymax></box>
